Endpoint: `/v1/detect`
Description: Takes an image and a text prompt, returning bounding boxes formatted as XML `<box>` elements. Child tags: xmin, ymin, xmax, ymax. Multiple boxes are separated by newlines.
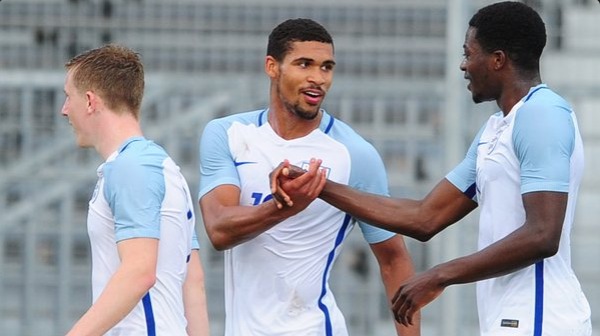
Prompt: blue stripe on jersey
<box><xmin>324</xmin><ymin>113</ymin><xmax>335</xmax><ymax>134</ymax></box>
<box><xmin>464</xmin><ymin>183</ymin><xmax>477</xmax><ymax>199</ymax></box>
<box><xmin>318</xmin><ymin>214</ymin><xmax>352</xmax><ymax>336</ymax></box>
<box><xmin>142</xmin><ymin>293</ymin><xmax>156</xmax><ymax>336</ymax></box>
<box><xmin>258</xmin><ymin>109</ymin><xmax>267</xmax><ymax>126</ymax></box>
<box><xmin>533</xmin><ymin>260</ymin><xmax>544</xmax><ymax>336</ymax></box>
<box><xmin>524</xmin><ymin>86</ymin><xmax>546</xmax><ymax>102</ymax></box>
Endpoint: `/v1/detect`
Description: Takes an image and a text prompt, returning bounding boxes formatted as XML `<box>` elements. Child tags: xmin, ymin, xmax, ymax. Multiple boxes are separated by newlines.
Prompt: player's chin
<box><xmin>76</xmin><ymin>137</ymin><xmax>92</xmax><ymax>148</ymax></box>
<box><xmin>296</xmin><ymin>107</ymin><xmax>320</xmax><ymax>120</ymax></box>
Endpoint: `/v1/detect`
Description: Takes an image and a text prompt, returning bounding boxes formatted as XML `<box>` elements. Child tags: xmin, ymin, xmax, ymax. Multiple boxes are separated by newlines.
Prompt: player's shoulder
<box><xmin>206</xmin><ymin>109</ymin><xmax>266</xmax><ymax>130</ymax></box>
<box><xmin>524</xmin><ymin>86</ymin><xmax>572</xmax><ymax>111</ymax></box>
<box><xmin>325</xmin><ymin>113</ymin><xmax>366</xmax><ymax>141</ymax></box>
<box><xmin>110</xmin><ymin>138</ymin><xmax>168</xmax><ymax>172</ymax></box>
<box><xmin>325</xmin><ymin>113</ymin><xmax>379</xmax><ymax>155</ymax></box>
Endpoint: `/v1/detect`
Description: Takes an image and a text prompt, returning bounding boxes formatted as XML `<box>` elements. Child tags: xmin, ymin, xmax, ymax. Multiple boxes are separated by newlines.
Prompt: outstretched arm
<box><xmin>319</xmin><ymin>178</ymin><xmax>476</xmax><ymax>241</ymax></box>
<box><xmin>271</xmin><ymin>162</ymin><xmax>477</xmax><ymax>241</ymax></box>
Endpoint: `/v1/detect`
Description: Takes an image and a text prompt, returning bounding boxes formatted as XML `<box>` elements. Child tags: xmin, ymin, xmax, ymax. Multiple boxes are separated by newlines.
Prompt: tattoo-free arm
<box><xmin>66</xmin><ymin>238</ymin><xmax>158</xmax><ymax>335</ymax></box>
<box><xmin>183</xmin><ymin>250</ymin><xmax>210</xmax><ymax>336</ymax></box>
<box><xmin>200</xmin><ymin>159</ymin><xmax>326</xmax><ymax>250</ymax></box>
<box><xmin>391</xmin><ymin>191</ymin><xmax>566</xmax><ymax>325</ymax></box>
<box><xmin>370</xmin><ymin>235</ymin><xmax>421</xmax><ymax>335</ymax></box>
<box><xmin>320</xmin><ymin>178</ymin><xmax>477</xmax><ymax>242</ymax></box>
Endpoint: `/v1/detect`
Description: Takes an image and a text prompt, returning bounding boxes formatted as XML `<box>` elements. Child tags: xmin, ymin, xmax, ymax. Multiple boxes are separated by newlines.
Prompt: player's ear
<box><xmin>265</xmin><ymin>56</ymin><xmax>279</xmax><ymax>79</ymax></box>
<box><xmin>85</xmin><ymin>91</ymin><xmax>101</xmax><ymax>115</ymax></box>
<box><xmin>491</xmin><ymin>50</ymin><xmax>506</xmax><ymax>71</ymax></box>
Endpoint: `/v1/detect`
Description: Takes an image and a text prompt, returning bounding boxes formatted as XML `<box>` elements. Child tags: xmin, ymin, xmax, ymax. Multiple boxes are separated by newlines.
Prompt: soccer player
<box><xmin>62</xmin><ymin>44</ymin><xmax>209</xmax><ymax>335</ymax></box>
<box><xmin>272</xmin><ymin>2</ymin><xmax>592</xmax><ymax>335</ymax></box>
<box><xmin>198</xmin><ymin>18</ymin><xmax>420</xmax><ymax>335</ymax></box>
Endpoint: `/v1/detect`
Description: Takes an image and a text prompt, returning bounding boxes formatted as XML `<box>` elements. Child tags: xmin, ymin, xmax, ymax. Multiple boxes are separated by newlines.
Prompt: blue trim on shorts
<box><xmin>533</xmin><ymin>260</ymin><xmax>544</xmax><ymax>336</ymax></box>
<box><xmin>142</xmin><ymin>292</ymin><xmax>156</xmax><ymax>336</ymax></box>
<box><xmin>318</xmin><ymin>214</ymin><xmax>352</xmax><ymax>336</ymax></box>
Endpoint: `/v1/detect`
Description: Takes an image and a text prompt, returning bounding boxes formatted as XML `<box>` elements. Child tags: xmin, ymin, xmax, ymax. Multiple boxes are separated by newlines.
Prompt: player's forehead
<box><xmin>284</xmin><ymin>41</ymin><xmax>334</xmax><ymax>62</ymax></box>
<box><xmin>463</xmin><ymin>27</ymin><xmax>482</xmax><ymax>52</ymax></box>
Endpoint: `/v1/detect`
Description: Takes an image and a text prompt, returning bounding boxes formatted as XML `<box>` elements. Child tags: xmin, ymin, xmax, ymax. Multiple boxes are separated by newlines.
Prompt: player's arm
<box><xmin>66</xmin><ymin>238</ymin><xmax>158</xmax><ymax>336</ymax></box>
<box><xmin>200</xmin><ymin>158</ymin><xmax>326</xmax><ymax>250</ymax></box>
<box><xmin>273</xmin><ymin>168</ymin><xmax>476</xmax><ymax>242</ymax></box>
<box><xmin>320</xmin><ymin>178</ymin><xmax>476</xmax><ymax>241</ymax></box>
<box><xmin>369</xmin><ymin>235</ymin><xmax>421</xmax><ymax>336</ymax></box>
<box><xmin>183</xmin><ymin>249</ymin><xmax>210</xmax><ymax>336</ymax></box>
<box><xmin>391</xmin><ymin>103</ymin><xmax>575</xmax><ymax>326</ymax></box>
<box><xmin>429</xmin><ymin>191</ymin><xmax>565</xmax><ymax>283</ymax></box>
<box><xmin>393</xmin><ymin>102</ymin><xmax>572</xmax><ymax>306</ymax></box>
<box><xmin>391</xmin><ymin>190</ymin><xmax>566</xmax><ymax>325</ymax></box>
<box><xmin>421</xmin><ymin>101</ymin><xmax>576</xmax><ymax>285</ymax></box>
<box><xmin>271</xmin><ymin>127</ymin><xmax>482</xmax><ymax>240</ymax></box>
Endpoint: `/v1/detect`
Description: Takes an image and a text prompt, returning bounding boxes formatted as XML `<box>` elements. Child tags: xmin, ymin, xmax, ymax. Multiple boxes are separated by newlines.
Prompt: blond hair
<box><xmin>65</xmin><ymin>44</ymin><xmax>144</xmax><ymax>119</ymax></box>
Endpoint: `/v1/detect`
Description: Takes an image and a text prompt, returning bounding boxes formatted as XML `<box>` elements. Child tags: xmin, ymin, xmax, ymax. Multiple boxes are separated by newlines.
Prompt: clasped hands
<box><xmin>269</xmin><ymin>158</ymin><xmax>326</xmax><ymax>209</ymax></box>
<box><xmin>269</xmin><ymin>158</ymin><xmax>440</xmax><ymax>327</ymax></box>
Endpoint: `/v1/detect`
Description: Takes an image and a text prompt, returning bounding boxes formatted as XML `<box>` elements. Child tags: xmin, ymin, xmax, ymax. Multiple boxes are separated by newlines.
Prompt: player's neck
<box><xmin>95</xmin><ymin>113</ymin><xmax>143</xmax><ymax>160</ymax></box>
<box><xmin>267</xmin><ymin>106</ymin><xmax>322</xmax><ymax>140</ymax></box>
<box><xmin>497</xmin><ymin>77</ymin><xmax>541</xmax><ymax>116</ymax></box>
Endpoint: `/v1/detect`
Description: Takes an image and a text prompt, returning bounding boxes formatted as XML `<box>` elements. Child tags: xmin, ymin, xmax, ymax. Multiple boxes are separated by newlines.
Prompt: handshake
<box><xmin>269</xmin><ymin>158</ymin><xmax>327</xmax><ymax>210</ymax></box>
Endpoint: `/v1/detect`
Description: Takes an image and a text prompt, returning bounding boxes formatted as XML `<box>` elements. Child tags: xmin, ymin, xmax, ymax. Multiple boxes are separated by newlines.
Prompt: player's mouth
<box><xmin>302</xmin><ymin>89</ymin><xmax>324</xmax><ymax>105</ymax></box>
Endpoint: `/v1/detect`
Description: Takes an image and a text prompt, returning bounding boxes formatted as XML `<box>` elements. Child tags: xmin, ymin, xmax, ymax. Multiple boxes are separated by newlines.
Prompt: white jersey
<box><xmin>447</xmin><ymin>85</ymin><xmax>591</xmax><ymax>335</ymax></box>
<box><xmin>88</xmin><ymin>137</ymin><xmax>199</xmax><ymax>335</ymax></box>
<box><xmin>199</xmin><ymin>109</ymin><xmax>395</xmax><ymax>336</ymax></box>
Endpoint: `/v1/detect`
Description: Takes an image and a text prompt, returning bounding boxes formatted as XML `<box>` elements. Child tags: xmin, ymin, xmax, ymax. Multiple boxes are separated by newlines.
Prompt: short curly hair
<box><xmin>469</xmin><ymin>1</ymin><xmax>546</xmax><ymax>72</ymax></box>
<box><xmin>267</xmin><ymin>18</ymin><xmax>334</xmax><ymax>62</ymax></box>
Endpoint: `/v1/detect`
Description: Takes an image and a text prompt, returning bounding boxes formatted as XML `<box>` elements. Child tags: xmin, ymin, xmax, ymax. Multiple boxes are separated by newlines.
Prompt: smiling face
<box><xmin>460</xmin><ymin>27</ymin><xmax>500</xmax><ymax>104</ymax></box>
<box><xmin>267</xmin><ymin>40</ymin><xmax>335</xmax><ymax>120</ymax></box>
<box><xmin>61</xmin><ymin>69</ymin><xmax>93</xmax><ymax>147</ymax></box>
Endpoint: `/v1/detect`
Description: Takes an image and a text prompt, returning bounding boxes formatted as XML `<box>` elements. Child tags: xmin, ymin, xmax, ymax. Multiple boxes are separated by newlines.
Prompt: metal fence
<box><xmin>1</xmin><ymin>1</ymin><xmax>598</xmax><ymax>335</ymax></box>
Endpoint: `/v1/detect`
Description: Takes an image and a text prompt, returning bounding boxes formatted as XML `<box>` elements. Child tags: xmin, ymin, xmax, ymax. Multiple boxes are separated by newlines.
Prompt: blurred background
<box><xmin>0</xmin><ymin>0</ymin><xmax>598</xmax><ymax>335</ymax></box>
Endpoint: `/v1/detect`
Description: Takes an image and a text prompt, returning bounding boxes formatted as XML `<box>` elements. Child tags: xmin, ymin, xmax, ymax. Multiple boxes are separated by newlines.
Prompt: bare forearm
<box><xmin>202</xmin><ymin>198</ymin><xmax>305</xmax><ymax>250</ymax></box>
<box><xmin>434</xmin><ymin>226</ymin><xmax>558</xmax><ymax>289</ymax></box>
<box><xmin>66</xmin><ymin>269</ymin><xmax>155</xmax><ymax>335</ymax></box>
<box><xmin>320</xmin><ymin>179</ymin><xmax>476</xmax><ymax>241</ymax></box>
<box><xmin>373</xmin><ymin>237</ymin><xmax>421</xmax><ymax>335</ymax></box>
<box><xmin>382</xmin><ymin>265</ymin><xmax>421</xmax><ymax>335</ymax></box>
<box><xmin>435</xmin><ymin>192</ymin><xmax>566</xmax><ymax>287</ymax></box>
<box><xmin>184</xmin><ymin>251</ymin><xmax>210</xmax><ymax>336</ymax></box>
<box><xmin>320</xmin><ymin>180</ymin><xmax>425</xmax><ymax>239</ymax></box>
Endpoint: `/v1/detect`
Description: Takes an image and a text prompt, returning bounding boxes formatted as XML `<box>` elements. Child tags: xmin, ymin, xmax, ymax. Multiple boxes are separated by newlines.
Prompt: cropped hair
<box><xmin>267</xmin><ymin>18</ymin><xmax>334</xmax><ymax>61</ymax></box>
<box><xmin>65</xmin><ymin>44</ymin><xmax>144</xmax><ymax>119</ymax></box>
<box><xmin>469</xmin><ymin>1</ymin><xmax>546</xmax><ymax>72</ymax></box>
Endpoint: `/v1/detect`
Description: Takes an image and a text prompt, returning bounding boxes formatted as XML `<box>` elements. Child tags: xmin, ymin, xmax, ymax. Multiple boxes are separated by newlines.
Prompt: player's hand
<box><xmin>391</xmin><ymin>270</ymin><xmax>445</xmax><ymax>326</ymax></box>
<box><xmin>270</xmin><ymin>160</ymin><xmax>294</xmax><ymax>208</ymax></box>
<box><xmin>269</xmin><ymin>159</ymin><xmax>325</xmax><ymax>210</ymax></box>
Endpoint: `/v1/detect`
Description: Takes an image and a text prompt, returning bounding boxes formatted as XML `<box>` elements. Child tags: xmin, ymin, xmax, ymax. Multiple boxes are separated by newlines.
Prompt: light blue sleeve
<box><xmin>198</xmin><ymin>118</ymin><xmax>241</xmax><ymax>199</ymax></box>
<box><xmin>332</xmin><ymin>124</ymin><xmax>395</xmax><ymax>244</ymax></box>
<box><xmin>445</xmin><ymin>124</ymin><xmax>485</xmax><ymax>201</ymax></box>
<box><xmin>514</xmin><ymin>102</ymin><xmax>573</xmax><ymax>194</ymax></box>
<box><xmin>192</xmin><ymin>230</ymin><xmax>200</xmax><ymax>249</ymax></box>
<box><xmin>104</xmin><ymin>148</ymin><xmax>166</xmax><ymax>242</ymax></box>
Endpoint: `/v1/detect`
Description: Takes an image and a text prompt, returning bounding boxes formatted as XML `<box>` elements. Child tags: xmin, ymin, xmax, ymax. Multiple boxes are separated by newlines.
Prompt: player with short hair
<box><xmin>272</xmin><ymin>2</ymin><xmax>592</xmax><ymax>335</ymax></box>
<box><xmin>62</xmin><ymin>44</ymin><xmax>209</xmax><ymax>336</ymax></box>
<box><xmin>198</xmin><ymin>18</ymin><xmax>419</xmax><ymax>336</ymax></box>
